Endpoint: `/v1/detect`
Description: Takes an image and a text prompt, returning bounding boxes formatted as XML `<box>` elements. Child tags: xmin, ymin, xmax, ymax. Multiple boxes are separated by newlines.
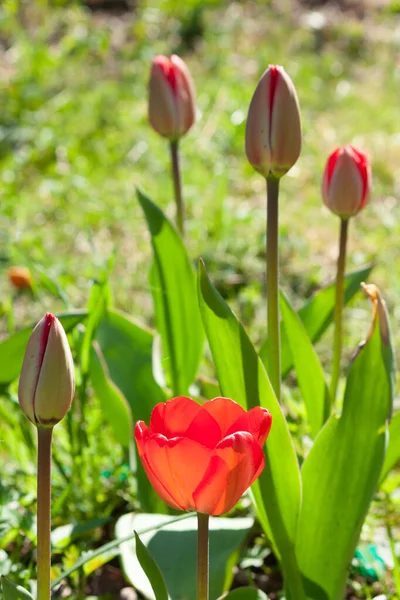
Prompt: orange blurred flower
<box><xmin>8</xmin><ymin>266</ymin><xmax>32</xmax><ymax>290</ymax></box>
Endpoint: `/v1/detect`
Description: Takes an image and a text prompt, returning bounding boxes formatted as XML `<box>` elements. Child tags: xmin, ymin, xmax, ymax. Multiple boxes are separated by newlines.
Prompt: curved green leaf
<box><xmin>90</xmin><ymin>343</ymin><xmax>132</xmax><ymax>448</ymax></box>
<box><xmin>95</xmin><ymin>309</ymin><xmax>166</xmax><ymax>513</ymax></box>
<box><xmin>134</xmin><ymin>531</ymin><xmax>168</xmax><ymax>600</ymax></box>
<box><xmin>279</xmin><ymin>290</ymin><xmax>330</xmax><ymax>438</ymax></box>
<box><xmin>380</xmin><ymin>410</ymin><xmax>400</xmax><ymax>484</ymax></box>
<box><xmin>138</xmin><ymin>189</ymin><xmax>203</xmax><ymax>395</ymax></box>
<box><xmin>197</xmin><ymin>261</ymin><xmax>304</xmax><ymax>598</ymax></box>
<box><xmin>117</xmin><ymin>513</ymin><xmax>253</xmax><ymax>600</ymax></box>
<box><xmin>296</xmin><ymin>285</ymin><xmax>395</xmax><ymax>600</ymax></box>
<box><xmin>1</xmin><ymin>578</ymin><xmax>34</xmax><ymax>600</ymax></box>
<box><xmin>259</xmin><ymin>264</ymin><xmax>374</xmax><ymax>377</ymax></box>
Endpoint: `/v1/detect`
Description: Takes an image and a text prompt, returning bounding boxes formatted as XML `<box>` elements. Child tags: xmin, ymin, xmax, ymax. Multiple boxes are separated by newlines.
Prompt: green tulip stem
<box><xmin>197</xmin><ymin>513</ymin><xmax>209</xmax><ymax>600</ymax></box>
<box><xmin>170</xmin><ymin>140</ymin><xmax>185</xmax><ymax>236</ymax></box>
<box><xmin>37</xmin><ymin>426</ymin><xmax>53</xmax><ymax>600</ymax></box>
<box><xmin>266</xmin><ymin>177</ymin><xmax>281</xmax><ymax>401</ymax></box>
<box><xmin>330</xmin><ymin>217</ymin><xmax>349</xmax><ymax>403</ymax></box>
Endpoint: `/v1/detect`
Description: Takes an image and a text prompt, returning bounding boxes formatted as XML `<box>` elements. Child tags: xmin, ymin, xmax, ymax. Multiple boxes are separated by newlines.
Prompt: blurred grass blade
<box><xmin>137</xmin><ymin>189</ymin><xmax>203</xmax><ymax>395</ymax></box>
<box><xmin>259</xmin><ymin>263</ymin><xmax>374</xmax><ymax>376</ymax></box>
<box><xmin>134</xmin><ymin>531</ymin><xmax>169</xmax><ymax>600</ymax></box>
<box><xmin>197</xmin><ymin>260</ymin><xmax>305</xmax><ymax>599</ymax></box>
<box><xmin>279</xmin><ymin>289</ymin><xmax>330</xmax><ymax>438</ymax></box>
<box><xmin>380</xmin><ymin>410</ymin><xmax>400</xmax><ymax>484</ymax></box>
<box><xmin>0</xmin><ymin>311</ymin><xmax>86</xmax><ymax>386</ymax></box>
<box><xmin>296</xmin><ymin>284</ymin><xmax>395</xmax><ymax>600</ymax></box>
<box><xmin>90</xmin><ymin>342</ymin><xmax>133</xmax><ymax>449</ymax></box>
<box><xmin>1</xmin><ymin>578</ymin><xmax>34</xmax><ymax>600</ymax></box>
<box><xmin>95</xmin><ymin>309</ymin><xmax>167</xmax><ymax>513</ymax></box>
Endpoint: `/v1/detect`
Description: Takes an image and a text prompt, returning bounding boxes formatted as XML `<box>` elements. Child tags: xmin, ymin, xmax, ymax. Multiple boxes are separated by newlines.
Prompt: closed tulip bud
<box><xmin>18</xmin><ymin>313</ymin><xmax>75</xmax><ymax>427</ymax></box>
<box><xmin>148</xmin><ymin>54</ymin><xmax>196</xmax><ymax>141</ymax></box>
<box><xmin>322</xmin><ymin>145</ymin><xmax>371</xmax><ymax>218</ymax></box>
<box><xmin>246</xmin><ymin>65</ymin><xmax>302</xmax><ymax>179</ymax></box>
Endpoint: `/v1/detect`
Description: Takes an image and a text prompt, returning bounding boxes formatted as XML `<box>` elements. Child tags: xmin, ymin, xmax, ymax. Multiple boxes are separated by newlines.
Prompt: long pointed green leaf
<box><xmin>197</xmin><ymin>261</ymin><xmax>304</xmax><ymax>598</ymax></box>
<box><xmin>134</xmin><ymin>531</ymin><xmax>169</xmax><ymax>600</ymax></box>
<box><xmin>137</xmin><ymin>189</ymin><xmax>203</xmax><ymax>395</ymax></box>
<box><xmin>296</xmin><ymin>285</ymin><xmax>395</xmax><ymax>600</ymax></box>
<box><xmin>259</xmin><ymin>264</ymin><xmax>374</xmax><ymax>377</ymax></box>
<box><xmin>279</xmin><ymin>290</ymin><xmax>330</xmax><ymax>438</ymax></box>
<box><xmin>1</xmin><ymin>578</ymin><xmax>34</xmax><ymax>600</ymax></box>
<box><xmin>380</xmin><ymin>410</ymin><xmax>400</xmax><ymax>484</ymax></box>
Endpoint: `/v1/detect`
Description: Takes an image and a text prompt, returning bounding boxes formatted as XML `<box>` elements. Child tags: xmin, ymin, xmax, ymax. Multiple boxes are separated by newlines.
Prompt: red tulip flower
<box><xmin>135</xmin><ymin>396</ymin><xmax>272</xmax><ymax>516</ymax></box>
<box><xmin>322</xmin><ymin>145</ymin><xmax>371</xmax><ymax>218</ymax></box>
<box><xmin>148</xmin><ymin>54</ymin><xmax>196</xmax><ymax>141</ymax></box>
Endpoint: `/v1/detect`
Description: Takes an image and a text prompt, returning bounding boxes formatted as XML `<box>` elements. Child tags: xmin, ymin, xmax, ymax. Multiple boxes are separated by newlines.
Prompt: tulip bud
<box><xmin>148</xmin><ymin>54</ymin><xmax>196</xmax><ymax>141</ymax></box>
<box><xmin>322</xmin><ymin>145</ymin><xmax>371</xmax><ymax>219</ymax></box>
<box><xmin>18</xmin><ymin>313</ymin><xmax>75</xmax><ymax>427</ymax></box>
<box><xmin>246</xmin><ymin>65</ymin><xmax>302</xmax><ymax>179</ymax></box>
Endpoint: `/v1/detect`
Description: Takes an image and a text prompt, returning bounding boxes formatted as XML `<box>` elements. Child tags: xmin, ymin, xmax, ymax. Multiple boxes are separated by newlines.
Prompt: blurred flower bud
<box><xmin>322</xmin><ymin>145</ymin><xmax>371</xmax><ymax>218</ymax></box>
<box><xmin>246</xmin><ymin>65</ymin><xmax>302</xmax><ymax>179</ymax></box>
<box><xmin>8</xmin><ymin>266</ymin><xmax>32</xmax><ymax>290</ymax></box>
<box><xmin>18</xmin><ymin>313</ymin><xmax>75</xmax><ymax>427</ymax></box>
<box><xmin>148</xmin><ymin>54</ymin><xmax>196</xmax><ymax>141</ymax></box>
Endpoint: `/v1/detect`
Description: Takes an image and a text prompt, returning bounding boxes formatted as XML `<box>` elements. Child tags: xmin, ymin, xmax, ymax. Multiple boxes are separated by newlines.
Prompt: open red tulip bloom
<box><xmin>135</xmin><ymin>396</ymin><xmax>272</xmax><ymax>516</ymax></box>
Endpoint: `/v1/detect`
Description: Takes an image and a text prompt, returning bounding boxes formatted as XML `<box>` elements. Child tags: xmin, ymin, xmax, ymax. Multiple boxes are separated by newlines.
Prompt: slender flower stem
<box><xmin>37</xmin><ymin>427</ymin><xmax>53</xmax><ymax>600</ymax></box>
<box><xmin>330</xmin><ymin>218</ymin><xmax>349</xmax><ymax>403</ymax></box>
<box><xmin>266</xmin><ymin>177</ymin><xmax>281</xmax><ymax>401</ymax></box>
<box><xmin>197</xmin><ymin>513</ymin><xmax>209</xmax><ymax>600</ymax></box>
<box><xmin>169</xmin><ymin>140</ymin><xmax>184</xmax><ymax>236</ymax></box>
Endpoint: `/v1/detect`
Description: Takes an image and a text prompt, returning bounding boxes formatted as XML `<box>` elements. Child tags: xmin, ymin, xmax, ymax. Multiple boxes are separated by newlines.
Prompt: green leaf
<box><xmin>279</xmin><ymin>289</ymin><xmax>330</xmax><ymax>438</ymax></box>
<box><xmin>95</xmin><ymin>308</ymin><xmax>166</xmax><ymax>513</ymax></box>
<box><xmin>116</xmin><ymin>513</ymin><xmax>253</xmax><ymax>600</ymax></box>
<box><xmin>380</xmin><ymin>410</ymin><xmax>400</xmax><ymax>484</ymax></box>
<box><xmin>90</xmin><ymin>342</ymin><xmax>133</xmax><ymax>448</ymax></box>
<box><xmin>197</xmin><ymin>261</ymin><xmax>304</xmax><ymax>597</ymax></box>
<box><xmin>134</xmin><ymin>531</ymin><xmax>168</xmax><ymax>600</ymax></box>
<box><xmin>138</xmin><ymin>189</ymin><xmax>203</xmax><ymax>395</ymax></box>
<box><xmin>296</xmin><ymin>285</ymin><xmax>395</xmax><ymax>600</ymax></box>
<box><xmin>1</xmin><ymin>578</ymin><xmax>34</xmax><ymax>600</ymax></box>
<box><xmin>51</xmin><ymin>517</ymin><xmax>110</xmax><ymax>549</ymax></box>
<box><xmin>0</xmin><ymin>311</ymin><xmax>86</xmax><ymax>386</ymax></box>
<box><xmin>81</xmin><ymin>273</ymin><xmax>112</xmax><ymax>376</ymax></box>
<box><xmin>259</xmin><ymin>264</ymin><xmax>374</xmax><ymax>377</ymax></box>
<box><xmin>220</xmin><ymin>589</ymin><xmax>269</xmax><ymax>600</ymax></box>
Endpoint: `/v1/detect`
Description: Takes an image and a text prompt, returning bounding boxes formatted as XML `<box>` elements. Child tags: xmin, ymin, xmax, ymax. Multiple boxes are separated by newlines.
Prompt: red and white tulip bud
<box><xmin>322</xmin><ymin>145</ymin><xmax>371</xmax><ymax>219</ymax></box>
<box><xmin>148</xmin><ymin>54</ymin><xmax>196</xmax><ymax>141</ymax></box>
<box><xmin>18</xmin><ymin>313</ymin><xmax>75</xmax><ymax>428</ymax></box>
<box><xmin>246</xmin><ymin>65</ymin><xmax>302</xmax><ymax>179</ymax></box>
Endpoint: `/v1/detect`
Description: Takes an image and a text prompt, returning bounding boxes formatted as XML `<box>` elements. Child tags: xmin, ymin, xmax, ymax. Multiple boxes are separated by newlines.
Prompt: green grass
<box><xmin>0</xmin><ymin>1</ymin><xmax>399</xmax><ymax>597</ymax></box>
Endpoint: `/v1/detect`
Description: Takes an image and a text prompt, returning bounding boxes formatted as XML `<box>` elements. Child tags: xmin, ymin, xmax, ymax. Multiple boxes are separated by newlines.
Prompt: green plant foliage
<box><xmin>259</xmin><ymin>264</ymin><xmax>374</xmax><ymax>377</ymax></box>
<box><xmin>197</xmin><ymin>260</ymin><xmax>305</xmax><ymax>598</ymax></box>
<box><xmin>295</xmin><ymin>287</ymin><xmax>395</xmax><ymax>600</ymax></box>
<box><xmin>1</xmin><ymin>578</ymin><xmax>34</xmax><ymax>600</ymax></box>
<box><xmin>95</xmin><ymin>308</ymin><xmax>167</xmax><ymax>513</ymax></box>
<box><xmin>380</xmin><ymin>410</ymin><xmax>400</xmax><ymax>485</ymax></box>
<box><xmin>220</xmin><ymin>589</ymin><xmax>270</xmax><ymax>600</ymax></box>
<box><xmin>116</xmin><ymin>513</ymin><xmax>253</xmax><ymax>600</ymax></box>
<box><xmin>279</xmin><ymin>289</ymin><xmax>330</xmax><ymax>438</ymax></box>
<box><xmin>137</xmin><ymin>189</ymin><xmax>203</xmax><ymax>396</ymax></box>
<box><xmin>134</xmin><ymin>531</ymin><xmax>169</xmax><ymax>600</ymax></box>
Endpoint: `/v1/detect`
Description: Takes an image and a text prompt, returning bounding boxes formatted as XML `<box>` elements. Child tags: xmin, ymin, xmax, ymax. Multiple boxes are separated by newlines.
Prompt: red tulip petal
<box><xmin>145</xmin><ymin>434</ymin><xmax>212</xmax><ymax>511</ymax></box>
<box><xmin>226</xmin><ymin>407</ymin><xmax>272</xmax><ymax>446</ymax></box>
<box><xmin>149</xmin><ymin>396</ymin><xmax>201</xmax><ymax>437</ymax></box>
<box><xmin>134</xmin><ymin>421</ymin><xmax>150</xmax><ymax>457</ymax></box>
<box><xmin>184</xmin><ymin>409</ymin><xmax>221</xmax><ymax>448</ymax></box>
<box><xmin>201</xmin><ymin>397</ymin><xmax>245</xmax><ymax>437</ymax></box>
<box><xmin>193</xmin><ymin>432</ymin><xmax>265</xmax><ymax>515</ymax></box>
